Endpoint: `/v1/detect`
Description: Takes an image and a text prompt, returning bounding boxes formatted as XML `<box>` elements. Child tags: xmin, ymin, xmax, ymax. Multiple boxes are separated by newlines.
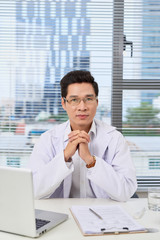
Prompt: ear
<box><xmin>61</xmin><ymin>97</ymin><xmax>66</xmax><ymax>111</ymax></box>
<box><xmin>96</xmin><ymin>98</ymin><xmax>99</xmax><ymax>107</ymax></box>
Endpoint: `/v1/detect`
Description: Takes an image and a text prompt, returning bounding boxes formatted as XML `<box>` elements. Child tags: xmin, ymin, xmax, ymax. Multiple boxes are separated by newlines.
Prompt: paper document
<box><xmin>70</xmin><ymin>205</ymin><xmax>147</xmax><ymax>235</ymax></box>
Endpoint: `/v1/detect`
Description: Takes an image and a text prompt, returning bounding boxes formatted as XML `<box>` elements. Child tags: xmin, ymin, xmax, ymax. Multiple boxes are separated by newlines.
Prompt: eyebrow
<box><xmin>68</xmin><ymin>94</ymin><xmax>95</xmax><ymax>98</ymax></box>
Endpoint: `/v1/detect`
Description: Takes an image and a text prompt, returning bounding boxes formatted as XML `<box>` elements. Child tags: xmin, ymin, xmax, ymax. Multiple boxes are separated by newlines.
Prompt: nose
<box><xmin>77</xmin><ymin>99</ymin><xmax>87</xmax><ymax>110</ymax></box>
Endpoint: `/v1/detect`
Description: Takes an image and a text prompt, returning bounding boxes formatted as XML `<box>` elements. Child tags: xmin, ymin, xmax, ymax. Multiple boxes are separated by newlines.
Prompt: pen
<box><xmin>89</xmin><ymin>208</ymin><xmax>103</xmax><ymax>220</ymax></box>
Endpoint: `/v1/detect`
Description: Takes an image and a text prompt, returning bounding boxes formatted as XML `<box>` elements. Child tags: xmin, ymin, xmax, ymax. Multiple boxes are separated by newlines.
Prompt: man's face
<box><xmin>61</xmin><ymin>83</ymin><xmax>98</xmax><ymax>132</ymax></box>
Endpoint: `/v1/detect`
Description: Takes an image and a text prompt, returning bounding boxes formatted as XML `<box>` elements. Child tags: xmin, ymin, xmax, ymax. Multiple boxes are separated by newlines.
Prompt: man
<box><xmin>28</xmin><ymin>70</ymin><xmax>137</xmax><ymax>201</ymax></box>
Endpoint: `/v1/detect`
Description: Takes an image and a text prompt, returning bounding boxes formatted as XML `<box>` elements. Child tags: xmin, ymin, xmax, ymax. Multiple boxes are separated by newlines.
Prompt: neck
<box><xmin>70</xmin><ymin>122</ymin><xmax>92</xmax><ymax>133</ymax></box>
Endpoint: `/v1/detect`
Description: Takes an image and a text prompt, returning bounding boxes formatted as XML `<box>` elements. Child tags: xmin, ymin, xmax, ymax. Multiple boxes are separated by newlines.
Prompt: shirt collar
<box><xmin>88</xmin><ymin>119</ymin><xmax>96</xmax><ymax>138</ymax></box>
<box><xmin>63</xmin><ymin>119</ymin><xmax>97</xmax><ymax>142</ymax></box>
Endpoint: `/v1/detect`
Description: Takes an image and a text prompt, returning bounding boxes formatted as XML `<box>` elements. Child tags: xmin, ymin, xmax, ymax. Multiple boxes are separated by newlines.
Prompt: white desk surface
<box><xmin>0</xmin><ymin>198</ymin><xmax>160</xmax><ymax>240</ymax></box>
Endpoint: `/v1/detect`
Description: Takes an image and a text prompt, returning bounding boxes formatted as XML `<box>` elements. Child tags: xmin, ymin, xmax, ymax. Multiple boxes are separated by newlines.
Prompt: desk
<box><xmin>0</xmin><ymin>198</ymin><xmax>160</xmax><ymax>240</ymax></box>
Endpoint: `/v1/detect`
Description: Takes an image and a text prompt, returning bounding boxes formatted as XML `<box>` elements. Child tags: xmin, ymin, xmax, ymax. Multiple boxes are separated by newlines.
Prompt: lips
<box><xmin>76</xmin><ymin>114</ymin><xmax>88</xmax><ymax>120</ymax></box>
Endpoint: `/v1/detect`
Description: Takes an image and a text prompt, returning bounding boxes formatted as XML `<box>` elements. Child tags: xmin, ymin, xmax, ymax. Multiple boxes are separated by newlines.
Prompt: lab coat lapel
<box><xmin>52</xmin><ymin>121</ymin><xmax>72</xmax><ymax>198</ymax></box>
<box><xmin>52</xmin><ymin>121</ymin><xmax>70</xmax><ymax>153</ymax></box>
<box><xmin>91</xmin><ymin>124</ymin><xmax>114</xmax><ymax>158</ymax></box>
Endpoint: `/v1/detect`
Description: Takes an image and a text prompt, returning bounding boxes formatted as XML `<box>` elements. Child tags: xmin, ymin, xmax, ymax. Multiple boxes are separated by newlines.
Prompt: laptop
<box><xmin>0</xmin><ymin>166</ymin><xmax>68</xmax><ymax>238</ymax></box>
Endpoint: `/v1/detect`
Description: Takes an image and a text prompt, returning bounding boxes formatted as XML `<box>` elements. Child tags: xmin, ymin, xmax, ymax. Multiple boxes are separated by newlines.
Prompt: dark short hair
<box><xmin>60</xmin><ymin>70</ymin><xmax>99</xmax><ymax>98</ymax></box>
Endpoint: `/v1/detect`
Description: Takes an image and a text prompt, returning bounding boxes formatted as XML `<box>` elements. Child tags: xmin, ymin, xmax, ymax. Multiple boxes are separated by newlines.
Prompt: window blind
<box><xmin>0</xmin><ymin>0</ymin><xmax>113</xmax><ymax>167</ymax></box>
<box><xmin>0</xmin><ymin>0</ymin><xmax>160</xmax><ymax>192</ymax></box>
<box><xmin>113</xmin><ymin>0</ymin><xmax>160</xmax><ymax>191</ymax></box>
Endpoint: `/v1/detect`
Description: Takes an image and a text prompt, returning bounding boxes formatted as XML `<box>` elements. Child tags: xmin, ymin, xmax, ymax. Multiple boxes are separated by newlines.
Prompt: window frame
<box><xmin>112</xmin><ymin>0</ymin><xmax>160</xmax><ymax>191</ymax></box>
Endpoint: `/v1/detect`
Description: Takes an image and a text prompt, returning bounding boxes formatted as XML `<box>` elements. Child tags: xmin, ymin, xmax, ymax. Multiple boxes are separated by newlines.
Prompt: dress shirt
<box><xmin>27</xmin><ymin>119</ymin><xmax>137</xmax><ymax>201</ymax></box>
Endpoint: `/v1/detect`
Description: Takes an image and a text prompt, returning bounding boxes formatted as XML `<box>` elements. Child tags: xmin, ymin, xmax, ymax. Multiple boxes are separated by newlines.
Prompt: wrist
<box><xmin>85</xmin><ymin>155</ymin><xmax>94</xmax><ymax>165</ymax></box>
<box><xmin>64</xmin><ymin>150</ymin><xmax>72</xmax><ymax>162</ymax></box>
<box><xmin>86</xmin><ymin>156</ymin><xmax>96</xmax><ymax>168</ymax></box>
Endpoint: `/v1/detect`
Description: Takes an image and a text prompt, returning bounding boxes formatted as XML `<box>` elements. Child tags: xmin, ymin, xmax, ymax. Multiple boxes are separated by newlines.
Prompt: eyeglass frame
<box><xmin>63</xmin><ymin>95</ymin><xmax>98</xmax><ymax>106</ymax></box>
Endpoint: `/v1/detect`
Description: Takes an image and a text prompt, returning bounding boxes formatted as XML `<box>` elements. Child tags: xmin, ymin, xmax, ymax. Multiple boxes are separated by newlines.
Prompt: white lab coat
<box><xmin>28</xmin><ymin>119</ymin><xmax>137</xmax><ymax>201</ymax></box>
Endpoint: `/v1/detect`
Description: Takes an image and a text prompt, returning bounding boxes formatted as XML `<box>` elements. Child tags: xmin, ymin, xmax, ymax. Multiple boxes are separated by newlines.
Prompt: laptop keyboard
<box><xmin>36</xmin><ymin>218</ymin><xmax>50</xmax><ymax>230</ymax></box>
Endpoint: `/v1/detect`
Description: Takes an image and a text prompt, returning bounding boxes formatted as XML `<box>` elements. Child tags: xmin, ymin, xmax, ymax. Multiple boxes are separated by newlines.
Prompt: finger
<box><xmin>78</xmin><ymin>132</ymin><xmax>90</xmax><ymax>142</ymax></box>
<box><xmin>68</xmin><ymin>134</ymin><xmax>80</xmax><ymax>142</ymax></box>
<box><xmin>68</xmin><ymin>130</ymin><xmax>90</xmax><ymax>143</ymax></box>
<box><xmin>76</xmin><ymin>137</ymin><xmax>89</xmax><ymax>144</ymax></box>
<box><xmin>69</xmin><ymin>137</ymin><xmax>88</xmax><ymax>147</ymax></box>
<box><xmin>68</xmin><ymin>130</ymin><xmax>80</xmax><ymax>138</ymax></box>
<box><xmin>69</xmin><ymin>134</ymin><xmax>90</xmax><ymax>143</ymax></box>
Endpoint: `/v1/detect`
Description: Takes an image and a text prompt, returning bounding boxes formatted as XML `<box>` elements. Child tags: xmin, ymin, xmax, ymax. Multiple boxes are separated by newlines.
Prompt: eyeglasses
<box><xmin>63</xmin><ymin>96</ymin><xmax>98</xmax><ymax>106</ymax></box>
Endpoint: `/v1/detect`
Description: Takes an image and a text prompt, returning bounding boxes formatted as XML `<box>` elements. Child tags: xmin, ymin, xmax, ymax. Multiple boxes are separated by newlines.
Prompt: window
<box><xmin>0</xmin><ymin>0</ymin><xmax>160</xmax><ymax>192</ymax></box>
<box><xmin>0</xmin><ymin>0</ymin><xmax>113</xmax><ymax>167</ymax></box>
<box><xmin>149</xmin><ymin>158</ymin><xmax>160</xmax><ymax>170</ymax></box>
<box><xmin>113</xmin><ymin>0</ymin><xmax>160</xmax><ymax>191</ymax></box>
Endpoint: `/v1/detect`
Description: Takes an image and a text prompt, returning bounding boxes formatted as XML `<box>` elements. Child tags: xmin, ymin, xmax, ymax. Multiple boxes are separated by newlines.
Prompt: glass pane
<box><xmin>122</xmin><ymin>90</ymin><xmax>160</xmax><ymax>181</ymax></box>
<box><xmin>123</xmin><ymin>0</ymin><xmax>160</xmax><ymax>80</ymax></box>
<box><xmin>0</xmin><ymin>0</ymin><xmax>113</xmax><ymax>167</ymax></box>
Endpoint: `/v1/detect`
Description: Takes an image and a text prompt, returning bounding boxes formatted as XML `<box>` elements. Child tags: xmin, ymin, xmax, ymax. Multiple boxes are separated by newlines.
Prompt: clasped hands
<box><xmin>64</xmin><ymin>130</ymin><xmax>94</xmax><ymax>165</ymax></box>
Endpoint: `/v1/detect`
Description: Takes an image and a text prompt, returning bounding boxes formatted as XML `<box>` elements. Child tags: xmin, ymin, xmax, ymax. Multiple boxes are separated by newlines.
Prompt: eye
<box><xmin>70</xmin><ymin>98</ymin><xmax>79</xmax><ymax>103</ymax></box>
<box><xmin>86</xmin><ymin>97</ymin><xmax>93</xmax><ymax>102</ymax></box>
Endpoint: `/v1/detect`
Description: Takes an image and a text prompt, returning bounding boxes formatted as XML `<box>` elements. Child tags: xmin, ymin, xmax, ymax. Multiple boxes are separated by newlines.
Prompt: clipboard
<box><xmin>70</xmin><ymin>205</ymin><xmax>148</xmax><ymax>236</ymax></box>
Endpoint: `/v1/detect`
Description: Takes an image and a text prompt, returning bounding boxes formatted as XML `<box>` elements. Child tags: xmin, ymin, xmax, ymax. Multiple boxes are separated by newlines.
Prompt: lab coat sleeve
<box><xmin>27</xmin><ymin>133</ymin><xmax>73</xmax><ymax>199</ymax></box>
<box><xmin>87</xmin><ymin>133</ymin><xmax>137</xmax><ymax>201</ymax></box>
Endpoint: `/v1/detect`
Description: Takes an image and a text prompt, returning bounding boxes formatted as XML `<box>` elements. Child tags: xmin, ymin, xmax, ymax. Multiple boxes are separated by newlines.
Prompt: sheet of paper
<box><xmin>71</xmin><ymin>205</ymin><xmax>146</xmax><ymax>234</ymax></box>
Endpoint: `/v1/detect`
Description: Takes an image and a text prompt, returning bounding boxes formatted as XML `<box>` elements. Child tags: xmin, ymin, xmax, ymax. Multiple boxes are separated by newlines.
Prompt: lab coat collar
<box><xmin>55</xmin><ymin>119</ymin><xmax>115</xmax><ymax>139</ymax></box>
